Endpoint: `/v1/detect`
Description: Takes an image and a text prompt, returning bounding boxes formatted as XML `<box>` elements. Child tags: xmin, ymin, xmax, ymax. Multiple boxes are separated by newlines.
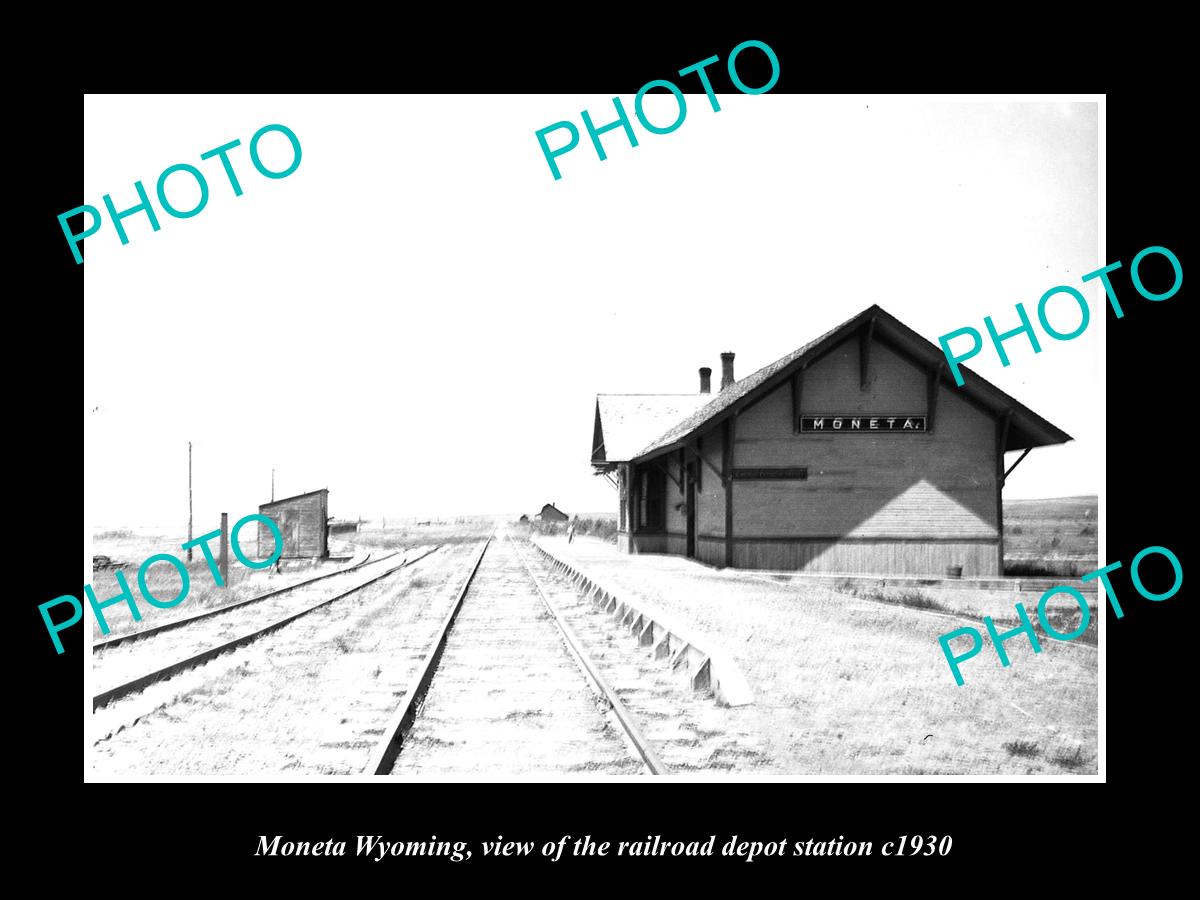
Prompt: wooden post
<box><xmin>219</xmin><ymin>512</ymin><xmax>230</xmax><ymax>586</ymax></box>
<box><xmin>723</xmin><ymin>415</ymin><xmax>736</xmax><ymax>568</ymax></box>
<box><xmin>927</xmin><ymin>362</ymin><xmax>945</xmax><ymax>433</ymax></box>
<box><xmin>792</xmin><ymin>366</ymin><xmax>805</xmax><ymax>434</ymax></box>
<box><xmin>996</xmin><ymin>411</ymin><xmax>1012</xmax><ymax>574</ymax></box>
<box><xmin>187</xmin><ymin>442</ymin><xmax>193</xmax><ymax>562</ymax></box>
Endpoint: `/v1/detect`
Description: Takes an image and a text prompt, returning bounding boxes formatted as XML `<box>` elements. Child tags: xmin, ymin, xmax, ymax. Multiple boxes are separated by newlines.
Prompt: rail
<box><xmin>92</xmin><ymin>550</ymin><xmax>394</xmax><ymax>652</ymax></box>
<box><xmin>92</xmin><ymin>547</ymin><xmax>439</xmax><ymax>710</ymax></box>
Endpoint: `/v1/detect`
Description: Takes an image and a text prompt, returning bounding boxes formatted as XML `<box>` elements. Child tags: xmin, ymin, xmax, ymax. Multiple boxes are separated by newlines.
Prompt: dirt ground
<box><xmin>538</xmin><ymin>535</ymin><xmax>1098</xmax><ymax>775</ymax></box>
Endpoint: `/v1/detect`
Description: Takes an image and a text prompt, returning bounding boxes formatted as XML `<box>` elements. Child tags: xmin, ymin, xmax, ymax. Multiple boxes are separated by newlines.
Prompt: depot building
<box><xmin>590</xmin><ymin>305</ymin><xmax>1071</xmax><ymax>576</ymax></box>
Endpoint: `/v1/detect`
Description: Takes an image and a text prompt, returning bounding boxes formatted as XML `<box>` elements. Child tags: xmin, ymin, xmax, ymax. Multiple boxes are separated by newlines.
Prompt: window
<box><xmin>637</xmin><ymin>467</ymin><xmax>667</xmax><ymax>531</ymax></box>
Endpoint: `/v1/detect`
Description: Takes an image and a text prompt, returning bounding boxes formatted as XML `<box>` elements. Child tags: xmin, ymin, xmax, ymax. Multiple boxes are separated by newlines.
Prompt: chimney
<box><xmin>720</xmin><ymin>352</ymin><xmax>735</xmax><ymax>390</ymax></box>
<box><xmin>699</xmin><ymin>367</ymin><xmax>712</xmax><ymax>394</ymax></box>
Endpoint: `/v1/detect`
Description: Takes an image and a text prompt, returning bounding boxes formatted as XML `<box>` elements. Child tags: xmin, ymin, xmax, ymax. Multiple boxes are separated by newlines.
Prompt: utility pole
<box><xmin>219</xmin><ymin>512</ymin><xmax>230</xmax><ymax>585</ymax></box>
<box><xmin>187</xmin><ymin>442</ymin><xmax>194</xmax><ymax>562</ymax></box>
<box><xmin>271</xmin><ymin>468</ymin><xmax>275</xmax><ymax>502</ymax></box>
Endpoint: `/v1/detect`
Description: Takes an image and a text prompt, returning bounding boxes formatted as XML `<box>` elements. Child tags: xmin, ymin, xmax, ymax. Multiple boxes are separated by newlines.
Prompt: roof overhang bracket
<box><xmin>996</xmin><ymin>410</ymin><xmax>1013</xmax><ymax>478</ymax></box>
<box><xmin>1002</xmin><ymin>446</ymin><xmax>1032</xmax><ymax>486</ymax></box>
<box><xmin>686</xmin><ymin>440</ymin><xmax>723</xmax><ymax>481</ymax></box>
<box><xmin>652</xmin><ymin>457</ymin><xmax>683</xmax><ymax>492</ymax></box>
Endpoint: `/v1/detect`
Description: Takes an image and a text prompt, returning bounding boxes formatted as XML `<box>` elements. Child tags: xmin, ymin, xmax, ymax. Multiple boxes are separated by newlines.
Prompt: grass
<box><xmin>94</xmin><ymin>528</ymin><xmax>135</xmax><ymax>540</ymax></box>
<box><xmin>836</xmin><ymin>581</ymin><xmax>946</xmax><ymax>613</ymax></box>
<box><xmin>1004</xmin><ymin>559</ymin><xmax>1091</xmax><ymax>578</ymax></box>
<box><xmin>87</xmin><ymin>519</ymin><xmax>483</xmax><ymax>641</ymax></box>
<box><xmin>1003</xmin><ymin>495</ymin><xmax>1098</xmax><ymax>577</ymax></box>
<box><xmin>1003</xmin><ymin>739</ymin><xmax>1040</xmax><ymax>758</ymax></box>
<box><xmin>88</xmin><ymin>527</ymin><xmax>337</xmax><ymax>639</ymax></box>
<box><xmin>585</xmin><ymin>556</ymin><xmax>1098</xmax><ymax>774</ymax></box>
<box><xmin>526</xmin><ymin>516</ymin><xmax>619</xmax><ymax>543</ymax></box>
<box><xmin>986</xmin><ymin>598</ymin><xmax>1098</xmax><ymax>647</ymax></box>
<box><xmin>1051</xmin><ymin>745</ymin><xmax>1088</xmax><ymax>770</ymax></box>
<box><xmin>354</xmin><ymin>519</ymin><xmax>493</xmax><ymax>550</ymax></box>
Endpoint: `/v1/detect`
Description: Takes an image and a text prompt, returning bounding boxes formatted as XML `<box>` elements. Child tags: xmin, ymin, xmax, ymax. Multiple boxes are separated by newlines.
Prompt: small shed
<box><xmin>538</xmin><ymin>503</ymin><xmax>569</xmax><ymax>523</ymax></box>
<box><xmin>259</xmin><ymin>489</ymin><xmax>329</xmax><ymax>559</ymax></box>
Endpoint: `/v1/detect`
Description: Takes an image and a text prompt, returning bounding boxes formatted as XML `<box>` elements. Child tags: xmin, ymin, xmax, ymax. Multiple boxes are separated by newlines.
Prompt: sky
<box><xmin>84</xmin><ymin>95</ymin><xmax>1101</xmax><ymax>531</ymax></box>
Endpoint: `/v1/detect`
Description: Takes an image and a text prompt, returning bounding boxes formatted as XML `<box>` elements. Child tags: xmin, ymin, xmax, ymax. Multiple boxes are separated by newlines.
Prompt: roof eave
<box><xmin>630</xmin><ymin>304</ymin><xmax>1074</xmax><ymax>463</ymax></box>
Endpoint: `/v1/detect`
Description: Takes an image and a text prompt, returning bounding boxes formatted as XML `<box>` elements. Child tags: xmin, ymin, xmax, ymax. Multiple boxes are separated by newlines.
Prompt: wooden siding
<box><xmin>663</xmin><ymin>455</ymin><xmax>688</xmax><ymax>536</ymax></box>
<box><xmin>615</xmin><ymin>333</ymin><xmax>1008</xmax><ymax>575</ymax></box>
<box><xmin>695</xmin><ymin>535</ymin><xmax>725</xmax><ymax>567</ymax></box>
<box><xmin>624</xmin><ymin>535</ymin><xmax>691</xmax><ymax>556</ymax></box>
<box><xmin>731</xmin><ymin>538</ymin><xmax>999</xmax><ymax>576</ymax></box>
<box><xmin>258</xmin><ymin>490</ymin><xmax>328</xmax><ymax>559</ymax></box>
<box><xmin>733</xmin><ymin>336</ymin><xmax>998</xmax><ymax>547</ymax></box>
<box><xmin>693</xmin><ymin>436</ymin><xmax>726</xmax><ymax>537</ymax></box>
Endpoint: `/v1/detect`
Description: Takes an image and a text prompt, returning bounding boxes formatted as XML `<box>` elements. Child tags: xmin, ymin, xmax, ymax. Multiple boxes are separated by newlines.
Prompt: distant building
<box><xmin>591</xmin><ymin>305</ymin><xmax>1070</xmax><ymax>576</ymax></box>
<box><xmin>328</xmin><ymin>519</ymin><xmax>359</xmax><ymax>536</ymax></box>
<box><xmin>537</xmin><ymin>503</ymin><xmax>569</xmax><ymax>523</ymax></box>
<box><xmin>259</xmin><ymin>489</ymin><xmax>329</xmax><ymax>559</ymax></box>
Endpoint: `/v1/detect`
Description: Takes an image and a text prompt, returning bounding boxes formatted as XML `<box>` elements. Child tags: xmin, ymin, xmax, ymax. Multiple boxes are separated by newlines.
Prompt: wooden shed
<box><xmin>258</xmin><ymin>488</ymin><xmax>329</xmax><ymax>559</ymax></box>
<box><xmin>591</xmin><ymin>305</ymin><xmax>1071</xmax><ymax>577</ymax></box>
<box><xmin>537</xmin><ymin>503</ymin><xmax>569</xmax><ymax>523</ymax></box>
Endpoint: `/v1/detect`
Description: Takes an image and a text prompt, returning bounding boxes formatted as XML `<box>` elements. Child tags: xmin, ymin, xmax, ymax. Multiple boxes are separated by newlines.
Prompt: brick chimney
<box><xmin>720</xmin><ymin>352</ymin><xmax>735</xmax><ymax>390</ymax></box>
<box><xmin>699</xmin><ymin>367</ymin><xmax>712</xmax><ymax>394</ymax></box>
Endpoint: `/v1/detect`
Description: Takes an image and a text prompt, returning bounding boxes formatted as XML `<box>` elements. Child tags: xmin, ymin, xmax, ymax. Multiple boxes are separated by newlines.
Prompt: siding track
<box><xmin>93</xmin><ymin>548</ymin><xmax>438</xmax><ymax>710</ymax></box>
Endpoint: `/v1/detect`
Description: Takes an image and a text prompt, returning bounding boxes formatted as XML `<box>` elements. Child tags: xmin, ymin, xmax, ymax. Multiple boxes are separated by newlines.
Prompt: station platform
<box><xmin>531</xmin><ymin>534</ymin><xmax>1097</xmax><ymax>774</ymax></box>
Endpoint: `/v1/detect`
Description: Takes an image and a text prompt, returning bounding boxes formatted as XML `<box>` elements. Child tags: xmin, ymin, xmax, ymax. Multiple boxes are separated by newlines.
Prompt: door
<box><xmin>282</xmin><ymin>511</ymin><xmax>300</xmax><ymax>557</ymax></box>
<box><xmin>686</xmin><ymin>465</ymin><xmax>697</xmax><ymax>559</ymax></box>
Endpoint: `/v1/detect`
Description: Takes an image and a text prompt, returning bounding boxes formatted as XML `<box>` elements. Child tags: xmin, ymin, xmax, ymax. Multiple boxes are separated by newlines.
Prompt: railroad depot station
<box><xmin>591</xmin><ymin>305</ymin><xmax>1070</xmax><ymax>577</ymax></box>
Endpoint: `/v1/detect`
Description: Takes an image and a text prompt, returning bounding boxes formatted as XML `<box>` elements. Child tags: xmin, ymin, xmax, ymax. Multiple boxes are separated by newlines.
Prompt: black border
<box><xmin>21</xmin><ymin>24</ymin><xmax>1190</xmax><ymax>882</ymax></box>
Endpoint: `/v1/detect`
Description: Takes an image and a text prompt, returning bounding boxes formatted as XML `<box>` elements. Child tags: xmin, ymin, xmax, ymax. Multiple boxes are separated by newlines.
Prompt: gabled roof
<box><xmin>260</xmin><ymin>488</ymin><xmax>329</xmax><ymax>507</ymax></box>
<box><xmin>592</xmin><ymin>394</ymin><xmax>711</xmax><ymax>465</ymax></box>
<box><xmin>638</xmin><ymin>317</ymin><xmax>851</xmax><ymax>458</ymax></box>
<box><xmin>613</xmin><ymin>304</ymin><xmax>1072</xmax><ymax>464</ymax></box>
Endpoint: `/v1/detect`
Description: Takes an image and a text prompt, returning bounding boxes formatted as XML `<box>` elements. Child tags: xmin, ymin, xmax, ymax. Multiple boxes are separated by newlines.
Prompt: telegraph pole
<box><xmin>271</xmin><ymin>468</ymin><xmax>275</xmax><ymax>502</ymax></box>
<box><xmin>219</xmin><ymin>512</ymin><xmax>229</xmax><ymax>585</ymax></box>
<box><xmin>187</xmin><ymin>441</ymin><xmax>194</xmax><ymax>562</ymax></box>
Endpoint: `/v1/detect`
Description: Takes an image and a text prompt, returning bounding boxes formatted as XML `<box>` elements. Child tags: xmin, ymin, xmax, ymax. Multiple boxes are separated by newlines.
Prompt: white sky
<box><xmin>84</xmin><ymin>95</ymin><xmax>1100</xmax><ymax>530</ymax></box>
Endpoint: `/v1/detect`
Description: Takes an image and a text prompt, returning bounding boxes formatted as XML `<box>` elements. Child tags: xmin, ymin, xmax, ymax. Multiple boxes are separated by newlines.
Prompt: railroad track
<box><xmin>91</xmin><ymin>530</ymin><xmax>759</xmax><ymax>776</ymax></box>
<box><xmin>92</xmin><ymin>550</ymin><xmax>394</xmax><ymax>652</ymax></box>
<box><xmin>369</xmin><ymin>533</ymin><xmax>670</xmax><ymax>776</ymax></box>
<box><xmin>92</xmin><ymin>547</ymin><xmax>440</xmax><ymax>711</ymax></box>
